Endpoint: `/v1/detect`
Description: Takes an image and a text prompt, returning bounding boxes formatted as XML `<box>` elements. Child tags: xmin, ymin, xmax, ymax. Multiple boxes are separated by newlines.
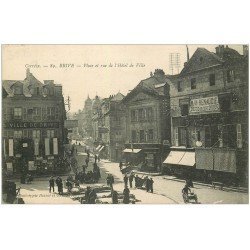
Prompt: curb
<box><xmin>163</xmin><ymin>177</ymin><xmax>248</xmax><ymax>193</ymax></box>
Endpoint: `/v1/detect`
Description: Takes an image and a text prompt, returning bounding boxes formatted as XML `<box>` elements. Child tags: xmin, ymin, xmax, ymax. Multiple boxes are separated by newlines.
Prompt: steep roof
<box><xmin>180</xmin><ymin>48</ymin><xmax>224</xmax><ymax>75</ymax></box>
<box><xmin>2</xmin><ymin>72</ymin><xmax>44</xmax><ymax>97</ymax></box>
<box><xmin>111</xmin><ymin>92</ymin><xmax>124</xmax><ymax>101</ymax></box>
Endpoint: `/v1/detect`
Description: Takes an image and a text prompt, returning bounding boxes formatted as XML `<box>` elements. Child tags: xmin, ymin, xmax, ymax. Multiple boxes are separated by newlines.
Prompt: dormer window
<box><xmin>43</xmin><ymin>87</ymin><xmax>49</xmax><ymax>96</ymax></box>
<box><xmin>191</xmin><ymin>78</ymin><xmax>197</xmax><ymax>90</ymax></box>
<box><xmin>14</xmin><ymin>86</ymin><xmax>22</xmax><ymax>95</ymax></box>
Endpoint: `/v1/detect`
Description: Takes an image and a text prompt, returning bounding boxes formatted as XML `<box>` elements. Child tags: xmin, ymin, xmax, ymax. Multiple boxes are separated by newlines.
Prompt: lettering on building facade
<box><xmin>189</xmin><ymin>96</ymin><xmax>220</xmax><ymax>115</ymax></box>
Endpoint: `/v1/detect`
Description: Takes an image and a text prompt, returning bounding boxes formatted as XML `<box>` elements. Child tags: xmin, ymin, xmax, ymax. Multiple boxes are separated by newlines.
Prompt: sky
<box><xmin>2</xmin><ymin>45</ymin><xmax>243</xmax><ymax>112</ymax></box>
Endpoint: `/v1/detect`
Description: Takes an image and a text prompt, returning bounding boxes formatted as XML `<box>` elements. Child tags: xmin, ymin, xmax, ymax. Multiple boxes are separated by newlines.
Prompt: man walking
<box><xmin>123</xmin><ymin>187</ymin><xmax>130</xmax><ymax>204</ymax></box>
<box><xmin>123</xmin><ymin>174</ymin><xmax>128</xmax><ymax>188</ymax></box>
<box><xmin>49</xmin><ymin>176</ymin><xmax>55</xmax><ymax>193</ymax></box>
<box><xmin>129</xmin><ymin>173</ymin><xmax>134</xmax><ymax>188</ymax></box>
<box><xmin>149</xmin><ymin>177</ymin><xmax>154</xmax><ymax>193</ymax></box>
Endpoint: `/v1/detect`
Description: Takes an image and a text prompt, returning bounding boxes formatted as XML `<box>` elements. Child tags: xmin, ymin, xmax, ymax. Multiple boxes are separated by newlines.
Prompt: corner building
<box><xmin>165</xmin><ymin>45</ymin><xmax>248</xmax><ymax>186</ymax></box>
<box><xmin>2</xmin><ymin>69</ymin><xmax>67</xmax><ymax>174</ymax></box>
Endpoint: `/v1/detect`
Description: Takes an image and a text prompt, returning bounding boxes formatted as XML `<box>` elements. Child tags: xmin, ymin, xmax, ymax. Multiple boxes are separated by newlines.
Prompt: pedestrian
<box><xmin>110</xmin><ymin>174</ymin><xmax>114</xmax><ymax>189</ymax></box>
<box><xmin>58</xmin><ymin>179</ymin><xmax>63</xmax><ymax>195</ymax></box>
<box><xmin>85</xmin><ymin>157</ymin><xmax>89</xmax><ymax>168</ymax></box>
<box><xmin>182</xmin><ymin>184</ymin><xmax>191</xmax><ymax>203</ymax></box>
<box><xmin>124</xmin><ymin>174</ymin><xmax>128</xmax><ymax>188</ymax></box>
<box><xmin>149</xmin><ymin>178</ymin><xmax>154</xmax><ymax>193</ymax></box>
<box><xmin>56</xmin><ymin>176</ymin><xmax>62</xmax><ymax>193</ymax></box>
<box><xmin>85</xmin><ymin>186</ymin><xmax>91</xmax><ymax>204</ymax></box>
<box><xmin>112</xmin><ymin>190</ymin><xmax>118</xmax><ymax>204</ymax></box>
<box><xmin>129</xmin><ymin>173</ymin><xmax>134</xmax><ymax>188</ymax></box>
<box><xmin>106</xmin><ymin>174</ymin><xmax>110</xmax><ymax>186</ymax></box>
<box><xmin>89</xmin><ymin>189</ymin><xmax>97</xmax><ymax>204</ymax></box>
<box><xmin>145</xmin><ymin>176</ymin><xmax>150</xmax><ymax>192</ymax></box>
<box><xmin>119</xmin><ymin>161</ymin><xmax>123</xmax><ymax>171</ymax></box>
<box><xmin>94</xmin><ymin>154</ymin><xmax>98</xmax><ymax>163</ymax></box>
<box><xmin>49</xmin><ymin>176</ymin><xmax>55</xmax><ymax>193</ymax></box>
<box><xmin>123</xmin><ymin>187</ymin><xmax>130</xmax><ymax>204</ymax></box>
<box><xmin>98</xmin><ymin>155</ymin><xmax>100</xmax><ymax>162</ymax></box>
<box><xmin>135</xmin><ymin>175</ymin><xmax>139</xmax><ymax>188</ymax></box>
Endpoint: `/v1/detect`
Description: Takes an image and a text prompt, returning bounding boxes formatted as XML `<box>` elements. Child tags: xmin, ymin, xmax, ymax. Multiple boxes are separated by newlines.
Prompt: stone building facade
<box><xmin>122</xmin><ymin>69</ymin><xmax>171</xmax><ymax>171</ymax></box>
<box><xmin>2</xmin><ymin>69</ymin><xmax>67</xmax><ymax>174</ymax></box>
<box><xmin>165</xmin><ymin>45</ymin><xmax>248</xmax><ymax>186</ymax></box>
<box><xmin>98</xmin><ymin>93</ymin><xmax>126</xmax><ymax>162</ymax></box>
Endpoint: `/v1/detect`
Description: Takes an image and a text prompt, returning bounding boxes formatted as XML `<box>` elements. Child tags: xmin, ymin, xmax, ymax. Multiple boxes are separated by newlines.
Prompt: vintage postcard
<box><xmin>1</xmin><ymin>44</ymin><xmax>249</xmax><ymax>204</ymax></box>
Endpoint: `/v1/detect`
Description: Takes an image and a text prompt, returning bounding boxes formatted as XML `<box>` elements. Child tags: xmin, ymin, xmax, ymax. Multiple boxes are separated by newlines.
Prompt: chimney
<box><xmin>243</xmin><ymin>45</ymin><xmax>249</xmax><ymax>57</ymax></box>
<box><xmin>26</xmin><ymin>68</ymin><xmax>30</xmax><ymax>78</ymax></box>
<box><xmin>186</xmin><ymin>45</ymin><xmax>190</xmax><ymax>62</ymax></box>
<box><xmin>215</xmin><ymin>45</ymin><xmax>225</xmax><ymax>58</ymax></box>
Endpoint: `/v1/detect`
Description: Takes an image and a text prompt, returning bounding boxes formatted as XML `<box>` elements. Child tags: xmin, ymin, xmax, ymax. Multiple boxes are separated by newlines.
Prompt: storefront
<box><xmin>163</xmin><ymin>149</ymin><xmax>195</xmax><ymax>178</ymax></box>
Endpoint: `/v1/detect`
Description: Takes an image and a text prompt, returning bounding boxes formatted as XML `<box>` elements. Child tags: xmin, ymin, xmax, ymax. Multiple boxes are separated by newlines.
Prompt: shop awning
<box><xmin>178</xmin><ymin>152</ymin><xmax>195</xmax><ymax>166</ymax></box>
<box><xmin>163</xmin><ymin>151</ymin><xmax>185</xmax><ymax>165</ymax></box>
<box><xmin>163</xmin><ymin>151</ymin><xmax>195</xmax><ymax>167</ymax></box>
<box><xmin>123</xmin><ymin>148</ymin><xmax>142</xmax><ymax>153</ymax></box>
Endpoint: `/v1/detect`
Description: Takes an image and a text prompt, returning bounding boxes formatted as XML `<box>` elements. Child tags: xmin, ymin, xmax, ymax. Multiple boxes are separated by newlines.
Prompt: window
<box><xmin>209</xmin><ymin>74</ymin><xmax>215</xmax><ymax>86</ymax></box>
<box><xmin>222</xmin><ymin>125</ymin><xmax>237</xmax><ymax>148</ymax></box>
<box><xmin>14</xmin><ymin>108</ymin><xmax>22</xmax><ymax>119</ymax></box>
<box><xmin>33</xmin><ymin>107</ymin><xmax>41</xmax><ymax>121</ymax></box>
<box><xmin>148</xmin><ymin>129</ymin><xmax>154</xmax><ymax>141</ymax></box>
<box><xmin>191</xmin><ymin>78</ymin><xmax>196</xmax><ymax>89</ymax></box>
<box><xmin>47</xmin><ymin>130</ymin><xmax>55</xmax><ymax>138</ymax></box>
<box><xmin>138</xmin><ymin>109</ymin><xmax>143</xmax><ymax>121</ymax></box>
<box><xmin>227</xmin><ymin>70</ymin><xmax>234</xmax><ymax>83</ymax></box>
<box><xmin>147</xmin><ymin>107</ymin><xmax>153</xmax><ymax>120</ymax></box>
<box><xmin>139</xmin><ymin>130</ymin><xmax>145</xmax><ymax>142</ymax></box>
<box><xmin>237</xmin><ymin>124</ymin><xmax>242</xmax><ymax>148</ymax></box>
<box><xmin>219</xmin><ymin>94</ymin><xmax>231</xmax><ymax>112</ymax></box>
<box><xmin>174</xmin><ymin>127</ymin><xmax>179</xmax><ymax>146</ymax></box>
<box><xmin>180</xmin><ymin>104</ymin><xmax>189</xmax><ymax>116</ymax></box>
<box><xmin>14</xmin><ymin>86</ymin><xmax>22</xmax><ymax>95</ymax></box>
<box><xmin>177</xmin><ymin>81</ymin><xmax>182</xmax><ymax>92</ymax></box>
<box><xmin>47</xmin><ymin>107</ymin><xmax>55</xmax><ymax>120</ymax></box>
<box><xmin>204</xmin><ymin>126</ymin><xmax>211</xmax><ymax>147</ymax></box>
<box><xmin>131</xmin><ymin>130</ymin><xmax>137</xmax><ymax>143</ymax></box>
<box><xmin>131</xmin><ymin>110</ymin><xmax>136</xmax><ymax>122</ymax></box>
<box><xmin>14</xmin><ymin>130</ymin><xmax>22</xmax><ymax>138</ymax></box>
<box><xmin>199</xmin><ymin>57</ymin><xmax>203</xmax><ymax>63</ymax></box>
<box><xmin>32</xmin><ymin>130</ymin><xmax>40</xmax><ymax>138</ymax></box>
<box><xmin>178</xmin><ymin>127</ymin><xmax>187</xmax><ymax>146</ymax></box>
<box><xmin>23</xmin><ymin>130</ymin><xmax>29</xmax><ymax>138</ymax></box>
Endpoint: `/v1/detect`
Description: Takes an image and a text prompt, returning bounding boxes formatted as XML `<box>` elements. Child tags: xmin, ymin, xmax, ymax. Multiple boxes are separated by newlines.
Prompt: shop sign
<box><xmin>189</xmin><ymin>96</ymin><xmax>220</xmax><ymax>115</ymax></box>
<box><xmin>4</xmin><ymin>122</ymin><xmax>59</xmax><ymax>129</ymax></box>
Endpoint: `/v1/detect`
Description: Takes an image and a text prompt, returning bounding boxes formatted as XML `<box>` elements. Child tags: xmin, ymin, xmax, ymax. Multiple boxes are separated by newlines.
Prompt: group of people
<box><xmin>83</xmin><ymin>186</ymin><xmax>97</xmax><ymax>204</ymax></box>
<box><xmin>49</xmin><ymin>176</ymin><xmax>63</xmax><ymax>195</ymax></box>
<box><xmin>123</xmin><ymin>173</ymin><xmax>154</xmax><ymax>193</ymax></box>
<box><xmin>80</xmin><ymin>162</ymin><xmax>101</xmax><ymax>183</ymax></box>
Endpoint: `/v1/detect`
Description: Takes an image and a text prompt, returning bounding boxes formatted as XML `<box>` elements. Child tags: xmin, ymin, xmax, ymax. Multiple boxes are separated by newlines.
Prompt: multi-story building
<box><xmin>98</xmin><ymin>92</ymin><xmax>126</xmax><ymax>162</ymax></box>
<box><xmin>122</xmin><ymin>69</ymin><xmax>171</xmax><ymax>171</ymax></box>
<box><xmin>164</xmin><ymin>45</ymin><xmax>248</xmax><ymax>186</ymax></box>
<box><xmin>2</xmin><ymin>69</ymin><xmax>67</xmax><ymax>174</ymax></box>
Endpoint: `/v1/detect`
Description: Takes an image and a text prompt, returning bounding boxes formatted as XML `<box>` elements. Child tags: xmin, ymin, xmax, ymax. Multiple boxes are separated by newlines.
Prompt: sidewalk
<box><xmin>163</xmin><ymin>176</ymin><xmax>248</xmax><ymax>194</ymax></box>
<box><xmin>17</xmin><ymin>179</ymin><xmax>79</xmax><ymax>204</ymax></box>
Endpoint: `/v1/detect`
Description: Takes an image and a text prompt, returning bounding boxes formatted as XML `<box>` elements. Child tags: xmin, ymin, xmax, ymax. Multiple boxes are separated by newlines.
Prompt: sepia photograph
<box><xmin>1</xmin><ymin>44</ymin><xmax>248</xmax><ymax>205</ymax></box>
